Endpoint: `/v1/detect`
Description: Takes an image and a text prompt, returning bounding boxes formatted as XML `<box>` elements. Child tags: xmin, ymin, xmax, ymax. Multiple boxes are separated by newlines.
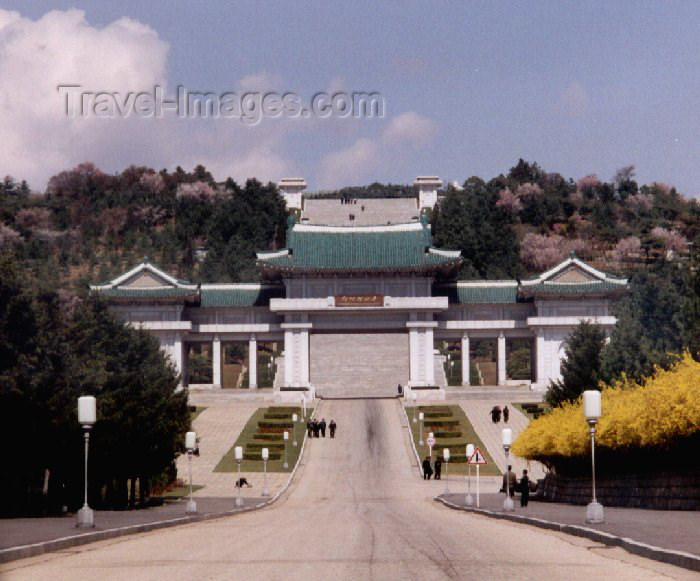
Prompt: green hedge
<box><xmin>243</xmin><ymin>452</ymin><xmax>282</xmax><ymax>461</ymax></box>
<box><xmin>264</xmin><ymin>412</ymin><xmax>293</xmax><ymax>419</ymax></box>
<box><xmin>419</xmin><ymin>405</ymin><xmax>451</xmax><ymax>412</ymax></box>
<box><xmin>258</xmin><ymin>421</ymin><xmax>294</xmax><ymax>429</ymax></box>
<box><xmin>268</xmin><ymin>406</ymin><xmax>302</xmax><ymax>413</ymax></box>
<box><xmin>246</xmin><ymin>443</ymin><xmax>286</xmax><ymax>450</ymax></box>
<box><xmin>253</xmin><ymin>434</ymin><xmax>283</xmax><ymax>441</ymax></box>
<box><xmin>424</xmin><ymin>419</ymin><xmax>459</xmax><ymax>427</ymax></box>
<box><xmin>433</xmin><ymin>431</ymin><xmax>462</xmax><ymax>438</ymax></box>
<box><xmin>423</xmin><ymin>411</ymin><xmax>453</xmax><ymax>418</ymax></box>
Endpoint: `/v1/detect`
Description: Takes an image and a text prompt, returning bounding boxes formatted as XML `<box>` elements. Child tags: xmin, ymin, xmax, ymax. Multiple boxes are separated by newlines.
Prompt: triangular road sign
<box><xmin>467</xmin><ymin>447</ymin><xmax>488</xmax><ymax>465</ymax></box>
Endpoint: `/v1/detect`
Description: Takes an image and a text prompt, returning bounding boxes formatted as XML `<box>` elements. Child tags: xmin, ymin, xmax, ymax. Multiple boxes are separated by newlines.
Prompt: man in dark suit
<box><xmin>422</xmin><ymin>456</ymin><xmax>433</xmax><ymax>480</ymax></box>
<box><xmin>320</xmin><ymin>419</ymin><xmax>327</xmax><ymax>437</ymax></box>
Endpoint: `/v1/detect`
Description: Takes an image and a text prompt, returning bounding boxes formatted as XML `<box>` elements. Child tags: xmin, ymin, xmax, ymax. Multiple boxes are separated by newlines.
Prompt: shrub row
<box><xmin>423</xmin><ymin>411</ymin><xmax>453</xmax><ymax>418</ymax></box>
<box><xmin>264</xmin><ymin>413</ymin><xmax>293</xmax><ymax>420</ymax></box>
<box><xmin>243</xmin><ymin>452</ymin><xmax>282</xmax><ymax>461</ymax></box>
<box><xmin>419</xmin><ymin>405</ymin><xmax>451</xmax><ymax>412</ymax></box>
<box><xmin>424</xmin><ymin>419</ymin><xmax>459</xmax><ymax>427</ymax></box>
<box><xmin>432</xmin><ymin>431</ymin><xmax>462</xmax><ymax>439</ymax></box>
<box><xmin>253</xmin><ymin>433</ymin><xmax>283</xmax><ymax>441</ymax></box>
<box><xmin>258</xmin><ymin>421</ymin><xmax>294</xmax><ymax>429</ymax></box>
<box><xmin>247</xmin><ymin>443</ymin><xmax>286</xmax><ymax>450</ymax></box>
<box><xmin>268</xmin><ymin>406</ymin><xmax>301</xmax><ymax>413</ymax></box>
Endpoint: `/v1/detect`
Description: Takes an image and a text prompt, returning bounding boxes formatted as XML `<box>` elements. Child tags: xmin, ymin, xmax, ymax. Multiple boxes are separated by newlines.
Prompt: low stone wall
<box><xmin>540</xmin><ymin>472</ymin><xmax>700</xmax><ymax>510</ymax></box>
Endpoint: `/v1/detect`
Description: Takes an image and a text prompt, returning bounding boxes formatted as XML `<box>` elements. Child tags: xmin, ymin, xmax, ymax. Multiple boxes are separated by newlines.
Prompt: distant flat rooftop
<box><xmin>302</xmin><ymin>198</ymin><xmax>419</xmax><ymax>226</ymax></box>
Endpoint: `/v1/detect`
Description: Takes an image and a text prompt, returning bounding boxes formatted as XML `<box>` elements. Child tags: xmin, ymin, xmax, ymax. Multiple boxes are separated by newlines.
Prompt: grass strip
<box><xmin>215</xmin><ymin>406</ymin><xmax>312</xmax><ymax>473</ymax></box>
<box><xmin>407</xmin><ymin>405</ymin><xmax>501</xmax><ymax>476</ymax></box>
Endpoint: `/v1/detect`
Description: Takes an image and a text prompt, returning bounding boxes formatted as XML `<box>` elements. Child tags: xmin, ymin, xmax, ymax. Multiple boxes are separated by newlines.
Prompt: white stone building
<box><xmin>91</xmin><ymin>180</ymin><xmax>627</xmax><ymax>398</ymax></box>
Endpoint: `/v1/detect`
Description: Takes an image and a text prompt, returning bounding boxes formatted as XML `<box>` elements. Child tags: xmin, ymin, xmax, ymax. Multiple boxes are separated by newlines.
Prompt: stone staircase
<box><xmin>302</xmin><ymin>198</ymin><xmax>419</xmax><ymax>226</ymax></box>
<box><xmin>310</xmin><ymin>333</ymin><xmax>409</xmax><ymax>398</ymax></box>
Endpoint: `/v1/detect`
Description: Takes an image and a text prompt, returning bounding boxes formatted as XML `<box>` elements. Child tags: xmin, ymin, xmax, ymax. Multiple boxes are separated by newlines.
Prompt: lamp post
<box><xmin>234</xmin><ymin>446</ymin><xmax>244</xmax><ymax>507</ymax></box>
<box><xmin>301</xmin><ymin>396</ymin><xmax>306</xmax><ymax>421</ymax></box>
<box><xmin>418</xmin><ymin>412</ymin><xmax>424</xmax><ymax>445</ymax></box>
<box><xmin>77</xmin><ymin>396</ymin><xmax>96</xmax><ymax>528</ymax></box>
<box><xmin>261</xmin><ymin>447</ymin><xmax>270</xmax><ymax>497</ymax></box>
<box><xmin>502</xmin><ymin>428</ymin><xmax>514</xmax><ymax>512</ymax></box>
<box><xmin>292</xmin><ymin>413</ymin><xmax>298</xmax><ymax>447</ymax></box>
<box><xmin>584</xmin><ymin>390</ymin><xmax>605</xmax><ymax>524</ymax></box>
<box><xmin>428</xmin><ymin>432</ymin><xmax>435</xmax><ymax>459</ymax></box>
<box><xmin>443</xmin><ymin>448</ymin><xmax>450</xmax><ymax>494</ymax></box>
<box><xmin>412</xmin><ymin>392</ymin><xmax>418</xmax><ymax>423</ymax></box>
<box><xmin>185</xmin><ymin>431</ymin><xmax>197</xmax><ymax>514</ymax></box>
<box><xmin>283</xmin><ymin>431</ymin><xmax>289</xmax><ymax>469</ymax></box>
<box><xmin>465</xmin><ymin>443</ymin><xmax>474</xmax><ymax>506</ymax></box>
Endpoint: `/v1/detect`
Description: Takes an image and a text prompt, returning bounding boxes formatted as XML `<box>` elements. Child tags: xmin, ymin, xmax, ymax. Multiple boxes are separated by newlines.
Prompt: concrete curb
<box><xmin>0</xmin><ymin>405</ymin><xmax>318</xmax><ymax>566</ymax></box>
<box><xmin>435</xmin><ymin>496</ymin><xmax>700</xmax><ymax>573</ymax></box>
<box><xmin>400</xmin><ymin>401</ymin><xmax>423</xmax><ymax>477</ymax></box>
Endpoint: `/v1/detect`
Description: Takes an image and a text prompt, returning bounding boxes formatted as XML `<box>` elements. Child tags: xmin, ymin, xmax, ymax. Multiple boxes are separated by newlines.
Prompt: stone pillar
<box><xmin>461</xmin><ymin>333</ymin><xmax>470</xmax><ymax>386</ymax></box>
<box><xmin>535</xmin><ymin>329</ymin><xmax>547</xmax><ymax>387</ymax></box>
<box><xmin>248</xmin><ymin>334</ymin><xmax>258</xmax><ymax>389</ymax></box>
<box><xmin>212</xmin><ymin>335</ymin><xmax>222</xmax><ymax>388</ymax></box>
<box><xmin>425</xmin><ymin>326</ymin><xmax>435</xmax><ymax>386</ymax></box>
<box><xmin>497</xmin><ymin>332</ymin><xmax>506</xmax><ymax>386</ymax></box>
<box><xmin>408</xmin><ymin>328</ymin><xmax>419</xmax><ymax>385</ymax></box>
<box><xmin>283</xmin><ymin>324</ymin><xmax>311</xmax><ymax>388</ymax></box>
<box><xmin>173</xmin><ymin>334</ymin><xmax>184</xmax><ymax>387</ymax></box>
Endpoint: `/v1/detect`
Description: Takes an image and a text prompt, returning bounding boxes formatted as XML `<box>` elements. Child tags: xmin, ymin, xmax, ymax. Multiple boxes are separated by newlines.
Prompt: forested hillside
<box><xmin>1</xmin><ymin>158</ymin><xmax>698</xmax><ymax>293</ymax></box>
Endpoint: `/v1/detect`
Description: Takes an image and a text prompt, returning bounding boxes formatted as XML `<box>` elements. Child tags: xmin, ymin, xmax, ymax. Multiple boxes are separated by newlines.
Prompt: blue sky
<box><xmin>2</xmin><ymin>1</ymin><xmax>699</xmax><ymax>195</ymax></box>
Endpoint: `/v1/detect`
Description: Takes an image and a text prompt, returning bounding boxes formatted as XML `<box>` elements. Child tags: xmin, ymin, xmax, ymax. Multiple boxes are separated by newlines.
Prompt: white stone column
<box><xmin>425</xmin><ymin>326</ymin><xmax>435</xmax><ymax>385</ymax></box>
<box><xmin>284</xmin><ymin>329</ymin><xmax>296</xmax><ymax>386</ymax></box>
<box><xmin>497</xmin><ymin>332</ymin><xmax>506</xmax><ymax>386</ymax></box>
<box><xmin>461</xmin><ymin>333</ymin><xmax>470</xmax><ymax>386</ymax></box>
<box><xmin>408</xmin><ymin>328</ymin><xmax>420</xmax><ymax>385</ymax></box>
<box><xmin>282</xmin><ymin>325</ymin><xmax>311</xmax><ymax>388</ymax></box>
<box><xmin>173</xmin><ymin>334</ymin><xmax>184</xmax><ymax>386</ymax></box>
<box><xmin>212</xmin><ymin>335</ymin><xmax>222</xmax><ymax>388</ymax></box>
<box><xmin>535</xmin><ymin>329</ymin><xmax>547</xmax><ymax>387</ymax></box>
<box><xmin>248</xmin><ymin>334</ymin><xmax>258</xmax><ymax>389</ymax></box>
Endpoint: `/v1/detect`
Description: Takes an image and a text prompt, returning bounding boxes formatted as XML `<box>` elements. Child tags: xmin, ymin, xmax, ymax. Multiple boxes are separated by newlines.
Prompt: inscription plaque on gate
<box><xmin>334</xmin><ymin>294</ymin><xmax>384</xmax><ymax>307</ymax></box>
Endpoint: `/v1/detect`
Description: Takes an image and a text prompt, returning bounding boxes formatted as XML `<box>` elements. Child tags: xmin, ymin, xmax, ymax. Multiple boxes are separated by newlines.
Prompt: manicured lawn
<box><xmin>406</xmin><ymin>405</ymin><xmax>501</xmax><ymax>476</ymax></box>
<box><xmin>215</xmin><ymin>406</ymin><xmax>313</xmax><ymax>473</ymax></box>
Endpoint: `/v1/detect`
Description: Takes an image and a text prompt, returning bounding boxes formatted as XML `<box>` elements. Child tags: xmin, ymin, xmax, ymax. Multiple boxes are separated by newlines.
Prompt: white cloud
<box><xmin>316</xmin><ymin>112</ymin><xmax>437</xmax><ymax>189</ymax></box>
<box><xmin>553</xmin><ymin>81</ymin><xmax>589</xmax><ymax>117</ymax></box>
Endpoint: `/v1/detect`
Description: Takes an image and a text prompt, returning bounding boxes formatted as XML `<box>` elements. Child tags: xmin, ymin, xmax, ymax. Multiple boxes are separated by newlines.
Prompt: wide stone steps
<box><xmin>302</xmin><ymin>198</ymin><xmax>419</xmax><ymax>226</ymax></box>
<box><xmin>310</xmin><ymin>333</ymin><xmax>408</xmax><ymax>397</ymax></box>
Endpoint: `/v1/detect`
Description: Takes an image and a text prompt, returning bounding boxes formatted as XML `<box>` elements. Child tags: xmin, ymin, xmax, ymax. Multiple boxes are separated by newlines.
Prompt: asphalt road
<box><xmin>2</xmin><ymin>400</ymin><xmax>694</xmax><ymax>580</ymax></box>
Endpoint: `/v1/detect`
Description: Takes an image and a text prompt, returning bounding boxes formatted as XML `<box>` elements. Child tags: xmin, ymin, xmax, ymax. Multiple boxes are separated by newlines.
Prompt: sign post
<box><xmin>467</xmin><ymin>447</ymin><xmax>488</xmax><ymax>508</ymax></box>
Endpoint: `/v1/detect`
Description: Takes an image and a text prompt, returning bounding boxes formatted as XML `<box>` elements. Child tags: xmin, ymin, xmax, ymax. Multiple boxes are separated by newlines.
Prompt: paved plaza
<box><xmin>2</xmin><ymin>398</ymin><xmax>696</xmax><ymax>580</ymax></box>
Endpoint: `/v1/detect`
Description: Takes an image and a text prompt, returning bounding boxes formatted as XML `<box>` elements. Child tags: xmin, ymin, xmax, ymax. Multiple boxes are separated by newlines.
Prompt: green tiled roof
<box><xmin>200</xmin><ymin>286</ymin><xmax>285</xmax><ymax>307</ymax></box>
<box><xmin>96</xmin><ymin>288</ymin><xmax>197</xmax><ymax>299</ymax></box>
<box><xmin>258</xmin><ymin>224</ymin><xmax>461</xmax><ymax>273</ymax></box>
<box><xmin>435</xmin><ymin>284</ymin><xmax>519</xmax><ymax>304</ymax></box>
<box><xmin>519</xmin><ymin>281</ymin><xmax>627</xmax><ymax>296</ymax></box>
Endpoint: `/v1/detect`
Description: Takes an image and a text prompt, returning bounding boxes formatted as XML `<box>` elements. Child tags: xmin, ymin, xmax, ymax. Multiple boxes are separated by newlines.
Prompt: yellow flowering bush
<box><xmin>513</xmin><ymin>353</ymin><xmax>700</xmax><ymax>461</ymax></box>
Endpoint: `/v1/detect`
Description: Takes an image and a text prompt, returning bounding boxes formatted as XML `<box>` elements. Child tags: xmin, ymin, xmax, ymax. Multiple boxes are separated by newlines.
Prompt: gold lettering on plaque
<box><xmin>334</xmin><ymin>294</ymin><xmax>384</xmax><ymax>307</ymax></box>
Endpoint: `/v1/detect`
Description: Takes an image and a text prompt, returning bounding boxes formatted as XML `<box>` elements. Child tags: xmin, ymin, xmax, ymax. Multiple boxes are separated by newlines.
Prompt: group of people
<box><xmin>490</xmin><ymin>405</ymin><xmax>510</xmax><ymax>423</ymax></box>
<box><xmin>421</xmin><ymin>456</ymin><xmax>443</xmax><ymax>480</ymax></box>
<box><xmin>501</xmin><ymin>465</ymin><xmax>531</xmax><ymax>507</ymax></box>
<box><xmin>307</xmin><ymin>418</ymin><xmax>337</xmax><ymax>438</ymax></box>
<box><xmin>340</xmin><ymin>197</ymin><xmax>358</xmax><ymax>205</ymax></box>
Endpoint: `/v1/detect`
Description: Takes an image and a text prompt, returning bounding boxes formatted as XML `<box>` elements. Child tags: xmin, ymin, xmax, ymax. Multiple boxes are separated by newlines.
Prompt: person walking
<box><xmin>501</xmin><ymin>465</ymin><xmax>517</xmax><ymax>498</ymax></box>
<box><xmin>307</xmin><ymin>419</ymin><xmax>313</xmax><ymax>438</ymax></box>
<box><xmin>490</xmin><ymin>405</ymin><xmax>502</xmax><ymax>423</ymax></box>
<box><xmin>312</xmin><ymin>419</ymin><xmax>320</xmax><ymax>438</ymax></box>
<box><xmin>519</xmin><ymin>469</ymin><xmax>531</xmax><ymax>507</ymax></box>
<box><xmin>503</xmin><ymin>405</ymin><xmax>510</xmax><ymax>423</ymax></box>
<box><xmin>320</xmin><ymin>418</ymin><xmax>327</xmax><ymax>437</ymax></box>
<box><xmin>422</xmin><ymin>456</ymin><xmax>433</xmax><ymax>480</ymax></box>
<box><xmin>434</xmin><ymin>457</ymin><xmax>442</xmax><ymax>480</ymax></box>
<box><xmin>329</xmin><ymin>420</ymin><xmax>337</xmax><ymax>438</ymax></box>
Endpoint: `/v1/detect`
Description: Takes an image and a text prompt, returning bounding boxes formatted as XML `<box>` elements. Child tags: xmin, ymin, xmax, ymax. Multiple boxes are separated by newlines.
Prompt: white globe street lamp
<box><xmin>77</xmin><ymin>396</ymin><xmax>96</xmax><ymax>528</ymax></box>
<box><xmin>292</xmin><ymin>413</ymin><xmax>298</xmax><ymax>447</ymax></box>
<box><xmin>418</xmin><ymin>412</ymin><xmax>424</xmax><ymax>446</ymax></box>
<box><xmin>428</xmin><ymin>432</ymin><xmax>435</xmax><ymax>459</ymax></box>
<box><xmin>185</xmin><ymin>431</ymin><xmax>197</xmax><ymax>514</ymax></box>
<box><xmin>234</xmin><ymin>446</ymin><xmax>244</xmax><ymax>507</ymax></box>
<box><xmin>261</xmin><ymin>447</ymin><xmax>270</xmax><ymax>497</ymax></box>
<box><xmin>283</xmin><ymin>431</ymin><xmax>289</xmax><ymax>469</ymax></box>
<box><xmin>502</xmin><ymin>428</ymin><xmax>515</xmax><ymax>512</ymax></box>
<box><xmin>584</xmin><ymin>390</ymin><xmax>605</xmax><ymax>524</ymax></box>
<box><xmin>465</xmin><ymin>443</ymin><xmax>474</xmax><ymax>506</ymax></box>
<box><xmin>412</xmin><ymin>392</ymin><xmax>418</xmax><ymax>423</ymax></box>
<box><xmin>443</xmin><ymin>448</ymin><xmax>450</xmax><ymax>494</ymax></box>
